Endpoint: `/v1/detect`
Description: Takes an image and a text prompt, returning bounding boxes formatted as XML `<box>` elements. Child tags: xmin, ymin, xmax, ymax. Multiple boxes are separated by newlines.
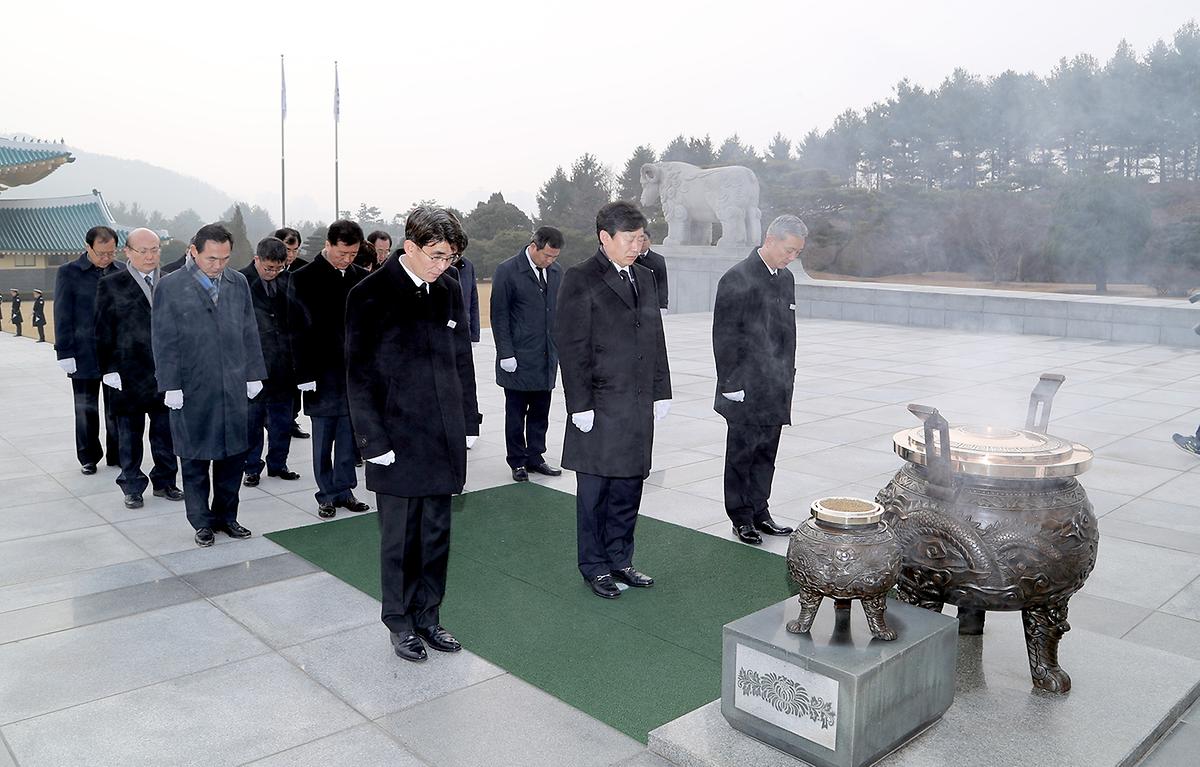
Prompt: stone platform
<box><xmin>650</xmin><ymin>609</ymin><xmax>1200</xmax><ymax>767</ymax></box>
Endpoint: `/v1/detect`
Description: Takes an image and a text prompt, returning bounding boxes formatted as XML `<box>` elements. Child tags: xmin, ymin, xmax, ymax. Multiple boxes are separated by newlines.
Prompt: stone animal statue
<box><xmin>639</xmin><ymin>161</ymin><xmax>762</xmax><ymax>247</ymax></box>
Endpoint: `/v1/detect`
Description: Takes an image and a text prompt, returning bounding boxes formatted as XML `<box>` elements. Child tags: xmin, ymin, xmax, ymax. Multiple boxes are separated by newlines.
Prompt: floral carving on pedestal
<box><xmin>736</xmin><ymin>668</ymin><xmax>836</xmax><ymax>729</ymax></box>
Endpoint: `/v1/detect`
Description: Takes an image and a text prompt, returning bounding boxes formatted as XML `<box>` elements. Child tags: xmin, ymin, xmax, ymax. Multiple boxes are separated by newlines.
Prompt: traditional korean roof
<box><xmin>0</xmin><ymin>190</ymin><xmax>135</xmax><ymax>256</ymax></box>
<box><xmin>0</xmin><ymin>137</ymin><xmax>74</xmax><ymax>192</ymax></box>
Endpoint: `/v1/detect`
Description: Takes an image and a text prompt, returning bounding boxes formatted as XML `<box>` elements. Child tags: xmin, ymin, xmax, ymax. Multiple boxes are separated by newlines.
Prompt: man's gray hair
<box><xmin>765</xmin><ymin>214</ymin><xmax>808</xmax><ymax>241</ymax></box>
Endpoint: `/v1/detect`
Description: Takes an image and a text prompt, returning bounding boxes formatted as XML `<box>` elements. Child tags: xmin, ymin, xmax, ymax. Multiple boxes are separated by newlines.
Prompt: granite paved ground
<box><xmin>1</xmin><ymin>314</ymin><xmax>1199</xmax><ymax>766</ymax></box>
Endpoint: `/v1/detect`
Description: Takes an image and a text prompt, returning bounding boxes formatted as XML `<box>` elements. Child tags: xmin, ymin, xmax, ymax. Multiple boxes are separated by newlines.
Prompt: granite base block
<box><xmin>719</xmin><ymin>598</ymin><xmax>957</xmax><ymax>767</ymax></box>
<box><xmin>650</xmin><ymin>608</ymin><xmax>1200</xmax><ymax>767</ymax></box>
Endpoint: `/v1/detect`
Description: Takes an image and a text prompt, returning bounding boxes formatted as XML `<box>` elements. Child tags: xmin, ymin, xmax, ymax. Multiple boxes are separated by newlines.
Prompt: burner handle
<box><xmin>907</xmin><ymin>404</ymin><xmax>952</xmax><ymax>486</ymax></box>
<box><xmin>1026</xmin><ymin>374</ymin><xmax>1066</xmax><ymax>434</ymax></box>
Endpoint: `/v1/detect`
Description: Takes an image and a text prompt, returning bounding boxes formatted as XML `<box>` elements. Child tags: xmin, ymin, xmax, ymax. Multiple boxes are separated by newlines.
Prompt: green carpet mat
<box><xmin>267</xmin><ymin>482</ymin><xmax>796</xmax><ymax>742</ymax></box>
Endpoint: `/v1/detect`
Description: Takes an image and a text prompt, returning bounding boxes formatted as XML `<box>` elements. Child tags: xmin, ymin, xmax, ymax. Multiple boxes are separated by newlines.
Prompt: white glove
<box><xmin>247</xmin><ymin>380</ymin><xmax>263</xmax><ymax>399</ymax></box>
<box><xmin>466</xmin><ymin>435</ymin><xmax>478</xmax><ymax>449</ymax></box>
<box><xmin>654</xmin><ymin>399</ymin><xmax>672</xmax><ymax>422</ymax></box>
<box><xmin>297</xmin><ymin>381</ymin><xmax>316</xmax><ymax>392</ymax></box>
<box><xmin>367</xmin><ymin>450</ymin><xmax>395</xmax><ymax>466</ymax></box>
<box><xmin>499</xmin><ymin>357</ymin><xmax>518</xmax><ymax>373</ymax></box>
<box><xmin>722</xmin><ymin>390</ymin><xmax>745</xmax><ymax>402</ymax></box>
<box><xmin>102</xmin><ymin>372</ymin><xmax>123</xmax><ymax>391</ymax></box>
<box><xmin>58</xmin><ymin>357</ymin><xmax>77</xmax><ymax>375</ymax></box>
<box><xmin>571</xmin><ymin>410</ymin><xmax>595</xmax><ymax>433</ymax></box>
<box><xmin>164</xmin><ymin>390</ymin><xmax>183</xmax><ymax>410</ymax></box>
<box><xmin>660</xmin><ymin>308</ymin><xmax>668</xmax><ymax>318</ymax></box>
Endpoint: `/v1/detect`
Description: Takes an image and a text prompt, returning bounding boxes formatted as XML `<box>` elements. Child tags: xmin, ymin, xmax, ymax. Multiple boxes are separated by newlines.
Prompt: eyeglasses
<box><xmin>419</xmin><ymin>245</ymin><xmax>458</xmax><ymax>264</ymax></box>
<box><xmin>126</xmin><ymin>245</ymin><xmax>162</xmax><ymax>256</ymax></box>
<box><xmin>257</xmin><ymin>262</ymin><xmax>286</xmax><ymax>273</ymax></box>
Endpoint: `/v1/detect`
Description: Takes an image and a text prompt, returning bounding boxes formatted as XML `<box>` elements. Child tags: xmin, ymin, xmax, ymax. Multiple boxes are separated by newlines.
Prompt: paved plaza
<box><xmin>2</xmin><ymin>313</ymin><xmax>1200</xmax><ymax>766</ymax></box>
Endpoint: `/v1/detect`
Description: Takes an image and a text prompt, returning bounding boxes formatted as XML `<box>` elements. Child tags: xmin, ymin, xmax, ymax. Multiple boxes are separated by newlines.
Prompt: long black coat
<box><xmin>554</xmin><ymin>250</ymin><xmax>672</xmax><ymax>478</ymax></box>
<box><xmin>53</xmin><ymin>253</ymin><xmax>119</xmax><ymax>378</ymax></box>
<box><xmin>239</xmin><ymin>264</ymin><xmax>297</xmax><ymax>399</ymax></box>
<box><xmin>161</xmin><ymin>255</ymin><xmax>188</xmax><ymax>275</ymax></box>
<box><xmin>32</xmin><ymin>296</ymin><xmax>45</xmax><ymax>327</ymax></box>
<box><xmin>345</xmin><ymin>256</ymin><xmax>480</xmax><ymax>497</ymax></box>
<box><xmin>636</xmin><ymin>249</ymin><xmax>670</xmax><ymax>310</ymax></box>
<box><xmin>9</xmin><ymin>295</ymin><xmax>21</xmax><ymax>325</ymax></box>
<box><xmin>95</xmin><ymin>267</ymin><xmax>163</xmax><ymax>415</ymax></box>
<box><xmin>712</xmin><ymin>249</ymin><xmax>797</xmax><ymax>426</ymax></box>
<box><xmin>291</xmin><ymin>254</ymin><xmax>367</xmax><ymax>417</ymax></box>
<box><xmin>151</xmin><ymin>265</ymin><xmax>267</xmax><ymax>459</ymax></box>
<box><xmin>489</xmin><ymin>249</ymin><xmax>561</xmax><ymax>392</ymax></box>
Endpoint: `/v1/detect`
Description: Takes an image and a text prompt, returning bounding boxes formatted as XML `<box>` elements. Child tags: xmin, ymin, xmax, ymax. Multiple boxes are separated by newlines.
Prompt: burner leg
<box><xmin>958</xmin><ymin>607</ymin><xmax>987</xmax><ymax>635</ymax></box>
<box><xmin>862</xmin><ymin>594</ymin><xmax>898</xmax><ymax>641</ymax></box>
<box><xmin>786</xmin><ymin>590</ymin><xmax>823</xmax><ymax>634</ymax></box>
<box><xmin>1023</xmin><ymin>601</ymin><xmax>1072</xmax><ymax>694</ymax></box>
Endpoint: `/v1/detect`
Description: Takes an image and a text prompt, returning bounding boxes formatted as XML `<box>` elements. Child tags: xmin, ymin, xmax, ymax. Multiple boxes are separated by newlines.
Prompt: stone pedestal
<box><xmin>720</xmin><ymin>597</ymin><xmax>957</xmax><ymax>767</ymax></box>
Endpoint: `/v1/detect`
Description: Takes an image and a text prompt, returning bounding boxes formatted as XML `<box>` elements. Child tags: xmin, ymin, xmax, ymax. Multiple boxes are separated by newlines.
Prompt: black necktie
<box><xmin>265</xmin><ymin>278</ymin><xmax>276</xmax><ymax>297</ymax></box>
<box><xmin>619</xmin><ymin>269</ymin><xmax>638</xmax><ymax>305</ymax></box>
<box><xmin>537</xmin><ymin>267</ymin><xmax>547</xmax><ymax>291</ymax></box>
<box><xmin>144</xmin><ymin>274</ymin><xmax>153</xmax><ymax>291</ymax></box>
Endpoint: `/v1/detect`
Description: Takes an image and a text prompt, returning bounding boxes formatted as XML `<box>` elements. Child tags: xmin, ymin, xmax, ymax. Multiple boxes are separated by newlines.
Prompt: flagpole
<box><xmin>280</xmin><ymin>54</ymin><xmax>287</xmax><ymax>227</ymax></box>
<box><xmin>334</xmin><ymin>60</ymin><xmax>340</xmax><ymax>221</ymax></box>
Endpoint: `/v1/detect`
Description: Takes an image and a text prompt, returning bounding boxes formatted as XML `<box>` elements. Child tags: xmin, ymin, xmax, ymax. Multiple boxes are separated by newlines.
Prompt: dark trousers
<box><xmin>292</xmin><ymin>389</ymin><xmax>303</xmax><ymax>423</ymax></box>
<box><xmin>311</xmin><ymin>414</ymin><xmax>357</xmax><ymax>505</ymax></box>
<box><xmin>115</xmin><ymin>407</ymin><xmax>177</xmax><ymax>496</ymax></box>
<box><xmin>245</xmin><ymin>396</ymin><xmax>293</xmax><ymax>475</ymax></box>
<box><xmin>378</xmin><ymin>493</ymin><xmax>451</xmax><ymax>635</ymax></box>
<box><xmin>13</xmin><ymin>322</ymin><xmax>21</xmax><ymax>337</ymax></box>
<box><xmin>723</xmin><ymin>423</ymin><xmax>783</xmax><ymax>527</ymax></box>
<box><xmin>503</xmin><ymin>388</ymin><xmax>552</xmax><ymax>469</ymax></box>
<box><xmin>180</xmin><ymin>451</ymin><xmax>248</xmax><ymax>530</ymax></box>
<box><xmin>575</xmin><ymin>472</ymin><xmax>644</xmax><ymax>580</ymax></box>
<box><xmin>71</xmin><ymin>377</ymin><xmax>119</xmax><ymax>467</ymax></box>
<box><xmin>36</xmin><ymin>325</ymin><xmax>45</xmax><ymax>342</ymax></box>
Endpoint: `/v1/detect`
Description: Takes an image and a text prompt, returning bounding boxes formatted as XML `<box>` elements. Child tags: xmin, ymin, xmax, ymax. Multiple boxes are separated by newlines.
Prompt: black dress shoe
<box><xmin>754</xmin><ymin>518</ymin><xmax>794</xmax><ymax>536</ymax></box>
<box><xmin>734</xmin><ymin>524</ymin><xmax>763</xmax><ymax>545</ymax></box>
<box><xmin>153</xmin><ymin>486</ymin><xmax>184</xmax><ymax>501</ymax></box>
<box><xmin>417</xmin><ymin>625</ymin><xmax>462</xmax><ymax>653</ymax></box>
<box><xmin>195</xmin><ymin>527</ymin><xmax>215</xmax><ymax>547</ymax></box>
<box><xmin>267</xmin><ymin>469</ymin><xmax>301</xmax><ymax>480</ymax></box>
<box><xmin>291</xmin><ymin>425</ymin><xmax>310</xmax><ymax>439</ymax></box>
<box><xmin>512</xmin><ymin>467</ymin><xmax>529</xmax><ymax>482</ymax></box>
<box><xmin>528</xmin><ymin>462</ymin><xmax>562</xmax><ymax>477</ymax></box>
<box><xmin>589</xmin><ymin>574</ymin><xmax>621</xmax><ymax>599</ymax></box>
<box><xmin>217</xmin><ymin>521</ymin><xmax>252</xmax><ymax>539</ymax></box>
<box><xmin>391</xmin><ymin>631</ymin><xmax>427</xmax><ymax>662</ymax></box>
<box><xmin>318</xmin><ymin>504</ymin><xmax>336</xmax><ymax>519</ymax></box>
<box><xmin>243</xmin><ymin>474</ymin><xmax>260</xmax><ymax>487</ymax></box>
<box><xmin>80</xmin><ymin>463</ymin><xmax>97</xmax><ymax>475</ymax></box>
<box><xmin>335</xmin><ymin>496</ymin><xmax>371</xmax><ymax>513</ymax></box>
<box><xmin>611</xmin><ymin>566</ymin><xmax>654</xmax><ymax>587</ymax></box>
<box><xmin>123</xmin><ymin>493</ymin><xmax>144</xmax><ymax>509</ymax></box>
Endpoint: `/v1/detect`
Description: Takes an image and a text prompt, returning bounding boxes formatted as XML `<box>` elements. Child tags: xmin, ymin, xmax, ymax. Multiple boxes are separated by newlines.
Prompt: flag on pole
<box><xmin>333</xmin><ymin>61</ymin><xmax>340</xmax><ymax>123</ymax></box>
<box><xmin>280</xmin><ymin>55</ymin><xmax>287</xmax><ymax>120</ymax></box>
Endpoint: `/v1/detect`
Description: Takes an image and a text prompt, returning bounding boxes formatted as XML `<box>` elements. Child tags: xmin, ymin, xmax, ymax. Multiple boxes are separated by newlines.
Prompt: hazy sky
<box><xmin>4</xmin><ymin>1</ymin><xmax>1196</xmax><ymax>224</ymax></box>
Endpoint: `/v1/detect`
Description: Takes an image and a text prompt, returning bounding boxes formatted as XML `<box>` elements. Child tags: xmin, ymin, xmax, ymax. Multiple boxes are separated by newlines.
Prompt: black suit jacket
<box><xmin>712</xmin><ymin>249</ymin><xmax>797</xmax><ymax>425</ymax></box>
<box><xmin>636</xmin><ymin>249</ymin><xmax>669</xmax><ymax>310</ymax></box>
<box><xmin>54</xmin><ymin>253</ymin><xmax>119</xmax><ymax>378</ymax></box>
<box><xmin>95</xmin><ymin>268</ymin><xmax>161</xmax><ymax>415</ymax></box>
<box><xmin>489</xmin><ymin>248</ymin><xmax>562</xmax><ymax>391</ymax></box>
<box><xmin>345</xmin><ymin>256</ymin><xmax>480</xmax><ymax>496</ymax></box>
<box><xmin>291</xmin><ymin>254</ymin><xmax>367</xmax><ymax>417</ymax></box>
<box><xmin>287</xmin><ymin>256</ymin><xmax>310</xmax><ymax>273</ymax></box>
<box><xmin>554</xmin><ymin>250</ymin><xmax>671</xmax><ymax>478</ymax></box>
<box><xmin>161</xmin><ymin>255</ymin><xmax>188</xmax><ymax>274</ymax></box>
<box><xmin>239</xmin><ymin>264</ymin><xmax>297</xmax><ymax>398</ymax></box>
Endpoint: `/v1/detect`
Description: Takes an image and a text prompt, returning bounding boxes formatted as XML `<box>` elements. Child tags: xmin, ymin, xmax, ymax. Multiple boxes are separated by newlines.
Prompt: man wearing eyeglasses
<box><xmin>95</xmin><ymin>228</ymin><xmax>182</xmax><ymax>509</ymax></box>
<box><xmin>346</xmin><ymin>206</ymin><xmax>481</xmax><ymax>663</ymax></box>
<box><xmin>555</xmin><ymin>201</ymin><xmax>673</xmax><ymax>600</ymax></box>
<box><xmin>54</xmin><ymin>225</ymin><xmax>121</xmax><ymax>474</ymax></box>
<box><xmin>292</xmin><ymin>219</ymin><xmax>371</xmax><ymax>519</ymax></box>
<box><xmin>713</xmin><ymin>215</ymin><xmax>807</xmax><ymax>546</ymax></box>
<box><xmin>239</xmin><ymin>237</ymin><xmax>302</xmax><ymax>488</ymax></box>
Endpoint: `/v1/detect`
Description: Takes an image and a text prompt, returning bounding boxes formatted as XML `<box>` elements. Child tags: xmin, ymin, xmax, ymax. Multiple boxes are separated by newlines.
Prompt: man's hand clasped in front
<box><xmin>722</xmin><ymin>390</ymin><xmax>745</xmax><ymax>402</ymax></box>
<box><xmin>499</xmin><ymin>357</ymin><xmax>517</xmax><ymax>373</ymax></box>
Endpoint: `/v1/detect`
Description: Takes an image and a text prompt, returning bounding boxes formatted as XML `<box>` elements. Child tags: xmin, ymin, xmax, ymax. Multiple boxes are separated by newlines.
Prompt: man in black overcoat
<box><xmin>292</xmin><ymin>219</ymin><xmax>370</xmax><ymax>518</ymax></box>
<box><xmin>555</xmin><ymin>201</ymin><xmax>672</xmax><ymax>600</ymax></box>
<box><xmin>9</xmin><ymin>289</ymin><xmax>22</xmax><ymax>337</ymax></box>
<box><xmin>31</xmin><ymin>288</ymin><xmax>46</xmax><ymax>342</ymax></box>
<box><xmin>95</xmin><ymin>228</ymin><xmax>183</xmax><ymax>510</ymax></box>
<box><xmin>713</xmin><ymin>215</ymin><xmax>808</xmax><ymax>545</ymax></box>
<box><xmin>490</xmin><ymin>226</ymin><xmax>564</xmax><ymax>481</ymax></box>
<box><xmin>152</xmin><ymin>224</ymin><xmax>267</xmax><ymax>548</ymax></box>
<box><xmin>54</xmin><ymin>225</ymin><xmax>121</xmax><ymax>473</ymax></box>
<box><xmin>346</xmin><ymin>206</ymin><xmax>480</xmax><ymax>663</ymax></box>
<box><xmin>239</xmin><ymin>237</ymin><xmax>302</xmax><ymax>487</ymax></box>
<box><xmin>636</xmin><ymin>230</ymin><xmax>669</xmax><ymax>314</ymax></box>
<box><xmin>275</xmin><ymin>227</ymin><xmax>310</xmax><ymax>439</ymax></box>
